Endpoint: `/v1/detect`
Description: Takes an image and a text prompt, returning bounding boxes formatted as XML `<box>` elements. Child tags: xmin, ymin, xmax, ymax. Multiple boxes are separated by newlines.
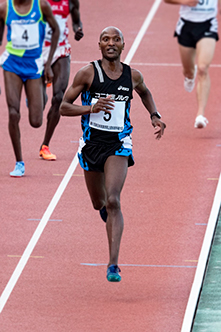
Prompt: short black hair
<box><xmin>99</xmin><ymin>26</ymin><xmax>124</xmax><ymax>42</ymax></box>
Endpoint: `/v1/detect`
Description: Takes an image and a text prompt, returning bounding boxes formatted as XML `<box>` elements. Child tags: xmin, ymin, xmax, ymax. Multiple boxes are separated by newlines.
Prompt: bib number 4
<box><xmin>11</xmin><ymin>22</ymin><xmax>39</xmax><ymax>50</ymax></box>
<box><xmin>22</xmin><ymin>30</ymin><xmax>29</xmax><ymax>41</ymax></box>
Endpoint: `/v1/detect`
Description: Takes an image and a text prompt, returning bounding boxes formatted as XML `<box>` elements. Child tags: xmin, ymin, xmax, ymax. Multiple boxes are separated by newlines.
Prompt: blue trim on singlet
<box><xmin>118</xmin><ymin>99</ymin><xmax>133</xmax><ymax>140</ymax></box>
<box><xmin>81</xmin><ymin>90</ymin><xmax>92</xmax><ymax>142</ymax></box>
<box><xmin>78</xmin><ymin>152</ymin><xmax>89</xmax><ymax>171</ymax></box>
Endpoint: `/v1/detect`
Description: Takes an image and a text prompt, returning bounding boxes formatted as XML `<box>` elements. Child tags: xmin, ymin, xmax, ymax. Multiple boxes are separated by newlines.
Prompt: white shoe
<box><xmin>184</xmin><ymin>65</ymin><xmax>197</xmax><ymax>93</ymax></box>
<box><xmin>194</xmin><ymin>115</ymin><xmax>208</xmax><ymax>129</ymax></box>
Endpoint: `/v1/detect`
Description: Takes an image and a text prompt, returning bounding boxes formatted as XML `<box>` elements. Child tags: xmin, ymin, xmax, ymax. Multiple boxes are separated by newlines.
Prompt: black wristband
<box><xmin>150</xmin><ymin>111</ymin><xmax>161</xmax><ymax>120</ymax></box>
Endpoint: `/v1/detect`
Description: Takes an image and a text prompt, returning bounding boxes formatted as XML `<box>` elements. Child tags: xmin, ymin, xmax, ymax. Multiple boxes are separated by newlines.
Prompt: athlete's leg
<box><xmin>3</xmin><ymin>70</ymin><xmax>23</xmax><ymax>162</ymax></box>
<box><xmin>104</xmin><ymin>155</ymin><xmax>128</xmax><ymax>267</ymax></box>
<box><xmin>24</xmin><ymin>77</ymin><xmax>44</xmax><ymax>128</ymax></box>
<box><xmin>84</xmin><ymin>170</ymin><xmax>106</xmax><ymax>210</ymax></box>
<box><xmin>178</xmin><ymin>44</ymin><xmax>196</xmax><ymax>79</ymax></box>
<box><xmin>41</xmin><ymin>56</ymin><xmax>70</xmax><ymax>148</ymax></box>
<box><xmin>42</xmin><ymin>77</ymin><xmax>48</xmax><ymax>110</ymax></box>
<box><xmin>195</xmin><ymin>38</ymin><xmax>216</xmax><ymax>117</ymax></box>
<box><xmin>84</xmin><ymin>155</ymin><xmax>128</xmax><ymax>266</ymax></box>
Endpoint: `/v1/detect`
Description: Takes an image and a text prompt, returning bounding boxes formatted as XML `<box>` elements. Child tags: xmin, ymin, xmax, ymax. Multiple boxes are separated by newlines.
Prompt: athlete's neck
<box><xmin>101</xmin><ymin>58</ymin><xmax>123</xmax><ymax>80</ymax></box>
<box><xmin>13</xmin><ymin>0</ymin><xmax>32</xmax><ymax>14</ymax></box>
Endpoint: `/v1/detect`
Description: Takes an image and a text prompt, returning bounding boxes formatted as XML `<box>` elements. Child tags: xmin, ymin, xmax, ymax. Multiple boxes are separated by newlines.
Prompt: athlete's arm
<box><xmin>164</xmin><ymin>0</ymin><xmax>198</xmax><ymax>7</ymax></box>
<box><xmin>0</xmin><ymin>3</ymin><xmax>6</xmax><ymax>45</ymax></box>
<box><xmin>40</xmin><ymin>0</ymin><xmax>60</xmax><ymax>83</ymax></box>
<box><xmin>132</xmin><ymin>68</ymin><xmax>166</xmax><ymax>139</ymax></box>
<box><xmin>60</xmin><ymin>64</ymin><xmax>94</xmax><ymax>116</ymax></box>
<box><xmin>60</xmin><ymin>63</ymin><xmax>114</xmax><ymax>116</ymax></box>
<box><xmin>69</xmin><ymin>0</ymin><xmax>84</xmax><ymax>41</ymax></box>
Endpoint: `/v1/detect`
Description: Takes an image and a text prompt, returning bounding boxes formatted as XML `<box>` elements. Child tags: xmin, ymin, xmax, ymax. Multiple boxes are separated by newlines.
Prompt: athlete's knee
<box><xmin>29</xmin><ymin>115</ymin><xmax>42</xmax><ymax>128</ymax></box>
<box><xmin>30</xmin><ymin>120</ymin><xmax>42</xmax><ymax>128</ymax></box>
<box><xmin>8</xmin><ymin>108</ymin><xmax>20</xmax><ymax>124</ymax></box>
<box><xmin>183</xmin><ymin>66</ymin><xmax>195</xmax><ymax>79</ymax></box>
<box><xmin>52</xmin><ymin>90</ymin><xmax>64</xmax><ymax>109</ymax></box>
<box><xmin>106</xmin><ymin>195</ymin><xmax>121</xmax><ymax>212</ymax></box>
<box><xmin>197</xmin><ymin>64</ymin><xmax>209</xmax><ymax>78</ymax></box>
<box><xmin>91</xmin><ymin>199</ymin><xmax>105</xmax><ymax>211</ymax></box>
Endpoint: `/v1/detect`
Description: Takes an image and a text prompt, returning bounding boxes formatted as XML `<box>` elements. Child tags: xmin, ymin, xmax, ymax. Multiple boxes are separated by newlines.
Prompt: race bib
<box><xmin>11</xmin><ymin>22</ymin><xmax>39</xmax><ymax>50</ymax></box>
<box><xmin>193</xmin><ymin>0</ymin><xmax>217</xmax><ymax>11</ymax></box>
<box><xmin>45</xmin><ymin>15</ymin><xmax>67</xmax><ymax>43</ymax></box>
<box><xmin>89</xmin><ymin>98</ymin><xmax>125</xmax><ymax>132</ymax></box>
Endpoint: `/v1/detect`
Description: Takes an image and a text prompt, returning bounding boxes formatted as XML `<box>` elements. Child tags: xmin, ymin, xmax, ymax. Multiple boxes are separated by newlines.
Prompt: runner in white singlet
<box><xmin>164</xmin><ymin>0</ymin><xmax>220</xmax><ymax>129</ymax></box>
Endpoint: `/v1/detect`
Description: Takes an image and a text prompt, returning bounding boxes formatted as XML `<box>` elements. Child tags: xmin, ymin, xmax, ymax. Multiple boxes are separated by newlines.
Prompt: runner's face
<box><xmin>99</xmin><ymin>29</ymin><xmax>124</xmax><ymax>61</ymax></box>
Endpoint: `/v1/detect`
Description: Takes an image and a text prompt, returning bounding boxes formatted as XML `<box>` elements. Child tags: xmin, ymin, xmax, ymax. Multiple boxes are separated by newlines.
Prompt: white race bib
<box><xmin>11</xmin><ymin>22</ymin><xmax>39</xmax><ymax>50</ymax></box>
<box><xmin>45</xmin><ymin>15</ymin><xmax>67</xmax><ymax>43</ymax></box>
<box><xmin>179</xmin><ymin>0</ymin><xmax>218</xmax><ymax>21</ymax></box>
<box><xmin>89</xmin><ymin>98</ymin><xmax>125</xmax><ymax>132</ymax></box>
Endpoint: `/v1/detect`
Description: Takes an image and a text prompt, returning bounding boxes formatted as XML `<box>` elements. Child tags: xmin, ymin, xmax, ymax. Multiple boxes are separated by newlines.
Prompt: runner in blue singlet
<box><xmin>0</xmin><ymin>0</ymin><xmax>59</xmax><ymax>177</ymax></box>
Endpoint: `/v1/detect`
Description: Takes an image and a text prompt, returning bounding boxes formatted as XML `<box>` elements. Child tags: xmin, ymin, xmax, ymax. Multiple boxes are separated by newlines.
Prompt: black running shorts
<box><xmin>78</xmin><ymin>140</ymin><xmax>134</xmax><ymax>172</ymax></box>
<box><xmin>174</xmin><ymin>18</ymin><xmax>219</xmax><ymax>48</ymax></box>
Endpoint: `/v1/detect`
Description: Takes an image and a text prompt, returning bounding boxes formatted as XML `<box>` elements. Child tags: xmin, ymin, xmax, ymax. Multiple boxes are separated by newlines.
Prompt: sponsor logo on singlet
<box><xmin>94</xmin><ymin>92</ymin><xmax>129</xmax><ymax>102</ymax></box>
<box><xmin>118</xmin><ymin>85</ymin><xmax>129</xmax><ymax>91</ymax></box>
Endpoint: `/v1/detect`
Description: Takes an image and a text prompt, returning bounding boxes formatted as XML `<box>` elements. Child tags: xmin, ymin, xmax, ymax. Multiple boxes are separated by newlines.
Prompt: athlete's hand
<box><xmin>91</xmin><ymin>95</ymin><xmax>115</xmax><ymax>114</ymax></box>
<box><xmin>74</xmin><ymin>26</ymin><xmax>84</xmax><ymax>41</ymax></box>
<box><xmin>44</xmin><ymin>64</ymin><xmax>54</xmax><ymax>84</ymax></box>
<box><xmin>151</xmin><ymin>119</ymin><xmax>166</xmax><ymax>140</ymax></box>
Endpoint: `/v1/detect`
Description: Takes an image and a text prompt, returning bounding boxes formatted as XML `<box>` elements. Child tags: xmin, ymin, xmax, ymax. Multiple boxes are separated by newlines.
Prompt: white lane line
<box><xmin>27</xmin><ymin>218</ymin><xmax>63</xmax><ymax>222</ymax></box>
<box><xmin>81</xmin><ymin>263</ymin><xmax>197</xmax><ymax>268</ymax></box>
<box><xmin>0</xmin><ymin>1</ymin><xmax>162</xmax><ymax>313</ymax></box>
<box><xmin>181</xmin><ymin>172</ymin><xmax>221</xmax><ymax>332</ymax></box>
<box><xmin>71</xmin><ymin>61</ymin><xmax>221</xmax><ymax>68</ymax></box>
<box><xmin>131</xmin><ymin>63</ymin><xmax>221</xmax><ymax>68</ymax></box>
<box><xmin>124</xmin><ymin>0</ymin><xmax>162</xmax><ymax>65</ymax></box>
<box><xmin>0</xmin><ymin>155</ymin><xmax>79</xmax><ymax>313</ymax></box>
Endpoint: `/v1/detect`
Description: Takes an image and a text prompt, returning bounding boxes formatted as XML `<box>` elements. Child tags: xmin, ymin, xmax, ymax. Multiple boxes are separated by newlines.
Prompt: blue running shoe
<box><xmin>99</xmin><ymin>206</ymin><xmax>107</xmax><ymax>222</ymax></box>
<box><xmin>10</xmin><ymin>161</ymin><xmax>25</xmax><ymax>177</ymax></box>
<box><xmin>107</xmin><ymin>264</ymin><xmax>121</xmax><ymax>282</ymax></box>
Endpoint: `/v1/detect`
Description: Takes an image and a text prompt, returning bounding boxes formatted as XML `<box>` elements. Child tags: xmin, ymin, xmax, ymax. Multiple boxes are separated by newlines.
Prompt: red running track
<box><xmin>0</xmin><ymin>0</ymin><xmax>221</xmax><ymax>331</ymax></box>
